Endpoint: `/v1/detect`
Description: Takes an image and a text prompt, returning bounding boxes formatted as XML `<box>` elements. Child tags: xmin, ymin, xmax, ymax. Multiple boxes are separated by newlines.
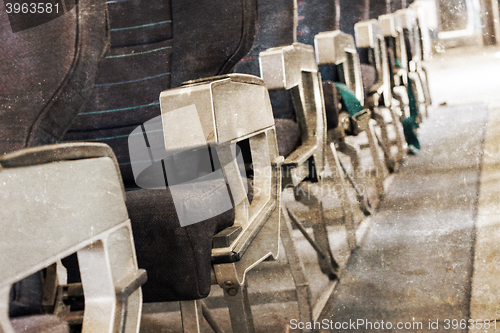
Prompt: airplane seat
<box><xmin>233</xmin><ymin>0</ymin><xmax>301</xmax><ymax>158</ymax></box>
<box><xmin>360</xmin><ymin>63</ymin><xmax>378</xmax><ymax>98</ymax></box>
<box><xmin>338</xmin><ymin>0</ymin><xmax>381</xmax><ymax>100</ymax></box>
<box><xmin>1</xmin><ymin>0</ymin><xmax>145</xmax><ymax>331</ymax></box>
<box><xmin>63</xmin><ymin>1</ymin><xmax>285</xmax><ymax>331</ymax></box>
<box><xmin>1</xmin><ymin>0</ymin><xmax>100</xmax><ymax>321</ymax></box>
<box><xmin>295</xmin><ymin>0</ymin><xmax>342</xmax><ymax>130</ymax></box>
<box><xmin>63</xmin><ymin>0</ymin><xmax>254</xmax><ymax>302</ymax></box>
<box><xmin>233</xmin><ymin>0</ymin><xmax>360</xmax><ymax>326</ymax></box>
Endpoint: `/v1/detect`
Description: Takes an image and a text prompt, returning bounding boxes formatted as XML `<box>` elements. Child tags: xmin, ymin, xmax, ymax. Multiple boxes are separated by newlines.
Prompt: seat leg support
<box><xmin>326</xmin><ymin>143</ymin><xmax>357</xmax><ymax>249</ymax></box>
<box><xmin>180</xmin><ymin>300</ymin><xmax>202</xmax><ymax>333</ymax></box>
<box><xmin>223</xmin><ymin>280</ymin><xmax>255</xmax><ymax>333</ymax></box>
<box><xmin>389</xmin><ymin>104</ymin><xmax>407</xmax><ymax>165</ymax></box>
<box><xmin>280</xmin><ymin>206</ymin><xmax>313</xmax><ymax>332</ymax></box>
<box><xmin>357</xmin><ymin>119</ymin><xmax>389</xmax><ymax>199</ymax></box>
<box><xmin>371</xmin><ymin>111</ymin><xmax>395</xmax><ymax>173</ymax></box>
<box><xmin>201</xmin><ymin>301</ymin><xmax>225</xmax><ymax>333</ymax></box>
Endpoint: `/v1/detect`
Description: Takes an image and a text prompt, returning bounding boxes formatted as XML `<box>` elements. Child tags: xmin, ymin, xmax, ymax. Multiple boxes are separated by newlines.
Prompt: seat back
<box><xmin>339</xmin><ymin>0</ymin><xmax>369</xmax><ymax>38</ymax></box>
<box><xmin>234</xmin><ymin>0</ymin><xmax>295</xmax><ymax>119</ymax></box>
<box><xmin>64</xmin><ymin>0</ymin><xmax>258</xmax><ymax>189</ymax></box>
<box><xmin>235</xmin><ymin>0</ymin><xmax>327</xmax><ymax>186</ymax></box>
<box><xmin>296</xmin><ymin>0</ymin><xmax>338</xmax><ymax>46</ymax></box>
<box><xmin>0</xmin><ymin>0</ymin><xmax>108</xmax><ymax>153</ymax></box>
<box><xmin>370</xmin><ymin>0</ymin><xmax>391</xmax><ymax>19</ymax></box>
<box><xmin>355</xmin><ymin>19</ymin><xmax>393</xmax><ymax>106</ymax></box>
<box><xmin>0</xmin><ymin>143</ymin><xmax>145</xmax><ymax>333</ymax></box>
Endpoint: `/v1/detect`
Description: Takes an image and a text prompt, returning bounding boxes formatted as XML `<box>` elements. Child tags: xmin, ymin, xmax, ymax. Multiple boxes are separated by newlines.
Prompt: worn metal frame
<box><xmin>258</xmin><ymin>42</ymin><xmax>357</xmax><ymax>329</ymax></box>
<box><xmin>379</xmin><ymin>13</ymin><xmax>413</xmax><ymax>119</ymax></box>
<box><xmin>159</xmin><ymin>74</ymin><xmax>283</xmax><ymax>333</ymax></box>
<box><xmin>315</xmin><ymin>31</ymin><xmax>389</xmax><ymax>199</ymax></box>
<box><xmin>355</xmin><ymin>19</ymin><xmax>407</xmax><ymax>171</ymax></box>
<box><xmin>409</xmin><ymin>2</ymin><xmax>433</xmax><ymax>61</ymax></box>
<box><xmin>396</xmin><ymin>9</ymin><xmax>431</xmax><ymax>116</ymax></box>
<box><xmin>409</xmin><ymin>3</ymin><xmax>433</xmax><ymax>106</ymax></box>
<box><xmin>0</xmin><ymin>143</ymin><xmax>145</xmax><ymax>333</ymax></box>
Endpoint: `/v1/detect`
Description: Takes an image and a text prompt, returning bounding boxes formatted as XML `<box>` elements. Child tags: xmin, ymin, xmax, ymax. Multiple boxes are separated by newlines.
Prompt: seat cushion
<box><xmin>11</xmin><ymin>315</ymin><xmax>68</xmax><ymax>333</ymax></box>
<box><xmin>274</xmin><ymin>119</ymin><xmax>301</xmax><ymax>157</ymax></box>
<box><xmin>126</xmin><ymin>184</ymin><xmax>235</xmax><ymax>302</ymax></box>
<box><xmin>322</xmin><ymin>80</ymin><xmax>340</xmax><ymax>129</ymax></box>
<box><xmin>361</xmin><ymin>63</ymin><xmax>377</xmax><ymax>94</ymax></box>
<box><xmin>9</xmin><ymin>272</ymin><xmax>44</xmax><ymax>319</ymax></box>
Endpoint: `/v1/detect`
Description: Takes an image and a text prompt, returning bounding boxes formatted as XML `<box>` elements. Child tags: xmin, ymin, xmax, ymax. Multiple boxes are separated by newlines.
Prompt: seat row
<box><xmin>1</xmin><ymin>0</ymin><xmax>434</xmax><ymax>332</ymax></box>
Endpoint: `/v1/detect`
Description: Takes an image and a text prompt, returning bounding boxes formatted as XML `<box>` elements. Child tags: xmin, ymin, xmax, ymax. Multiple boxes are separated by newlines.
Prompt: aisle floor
<box><xmin>319</xmin><ymin>45</ymin><xmax>500</xmax><ymax>332</ymax></box>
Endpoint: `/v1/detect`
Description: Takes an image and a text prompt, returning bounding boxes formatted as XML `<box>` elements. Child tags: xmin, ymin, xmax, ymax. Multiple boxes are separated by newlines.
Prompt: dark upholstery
<box><xmin>233</xmin><ymin>0</ymin><xmax>296</xmax><ymax>120</ymax></box>
<box><xmin>233</xmin><ymin>0</ymin><xmax>294</xmax><ymax>79</ymax></box>
<box><xmin>9</xmin><ymin>273</ymin><xmax>44</xmax><ymax>318</ymax></box>
<box><xmin>296</xmin><ymin>0</ymin><xmax>337</xmax><ymax>46</ymax></box>
<box><xmin>370</xmin><ymin>0</ymin><xmax>390</xmax><ymax>18</ymax></box>
<box><xmin>0</xmin><ymin>0</ymin><xmax>107</xmax><ymax>152</ymax></box>
<box><xmin>234</xmin><ymin>0</ymin><xmax>301</xmax><ymax>156</ymax></box>
<box><xmin>63</xmin><ymin>0</ymin><xmax>259</xmax><ymax>302</ymax></box>
<box><xmin>322</xmin><ymin>81</ymin><xmax>341</xmax><ymax>129</ymax></box>
<box><xmin>64</xmin><ymin>0</ymin><xmax>173</xmax><ymax>188</ymax></box>
<box><xmin>339</xmin><ymin>0</ymin><xmax>369</xmax><ymax>37</ymax></box>
<box><xmin>361</xmin><ymin>63</ymin><xmax>377</xmax><ymax>93</ymax></box>
<box><xmin>391</xmin><ymin>0</ymin><xmax>404</xmax><ymax>11</ymax></box>
<box><xmin>127</xmin><ymin>184</ymin><xmax>235</xmax><ymax>302</ymax></box>
<box><xmin>275</xmin><ymin>119</ymin><xmax>301</xmax><ymax>157</ymax></box>
<box><xmin>11</xmin><ymin>315</ymin><xmax>69</xmax><ymax>333</ymax></box>
<box><xmin>171</xmin><ymin>0</ymin><xmax>258</xmax><ymax>87</ymax></box>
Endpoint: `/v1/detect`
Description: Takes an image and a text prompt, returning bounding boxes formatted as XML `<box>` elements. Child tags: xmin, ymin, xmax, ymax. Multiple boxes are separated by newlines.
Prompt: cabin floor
<box><xmin>139</xmin><ymin>45</ymin><xmax>500</xmax><ymax>333</ymax></box>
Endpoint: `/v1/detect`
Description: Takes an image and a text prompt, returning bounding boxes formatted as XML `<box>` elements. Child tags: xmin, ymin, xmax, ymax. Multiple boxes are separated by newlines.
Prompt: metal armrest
<box><xmin>315</xmin><ymin>31</ymin><xmax>365</xmax><ymax>104</ymax></box>
<box><xmin>0</xmin><ymin>143</ymin><xmax>143</xmax><ymax>333</ymax></box>
<box><xmin>396</xmin><ymin>9</ymin><xmax>422</xmax><ymax>64</ymax></box>
<box><xmin>410</xmin><ymin>2</ymin><xmax>433</xmax><ymax>61</ymax></box>
<box><xmin>355</xmin><ymin>19</ymin><xmax>393</xmax><ymax>106</ymax></box>
<box><xmin>379</xmin><ymin>13</ymin><xmax>409</xmax><ymax>71</ymax></box>
<box><xmin>159</xmin><ymin>74</ymin><xmax>282</xmax><ymax>264</ymax></box>
<box><xmin>260</xmin><ymin>43</ymin><xmax>327</xmax><ymax>186</ymax></box>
